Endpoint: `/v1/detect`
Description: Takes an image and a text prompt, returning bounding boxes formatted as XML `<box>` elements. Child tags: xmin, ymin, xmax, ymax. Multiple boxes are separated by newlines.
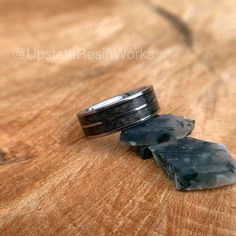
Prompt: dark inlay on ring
<box><xmin>77</xmin><ymin>86</ymin><xmax>160</xmax><ymax>137</ymax></box>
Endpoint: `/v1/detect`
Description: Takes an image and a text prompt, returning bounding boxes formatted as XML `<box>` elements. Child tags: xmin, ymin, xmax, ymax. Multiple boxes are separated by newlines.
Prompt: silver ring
<box><xmin>77</xmin><ymin>85</ymin><xmax>160</xmax><ymax>137</ymax></box>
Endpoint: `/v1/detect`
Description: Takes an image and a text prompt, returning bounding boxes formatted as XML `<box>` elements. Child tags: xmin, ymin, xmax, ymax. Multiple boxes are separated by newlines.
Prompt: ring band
<box><xmin>77</xmin><ymin>85</ymin><xmax>160</xmax><ymax>137</ymax></box>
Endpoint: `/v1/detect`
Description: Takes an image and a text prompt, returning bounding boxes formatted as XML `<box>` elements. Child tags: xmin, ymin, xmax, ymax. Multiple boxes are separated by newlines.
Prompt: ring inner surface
<box><xmin>87</xmin><ymin>95</ymin><xmax>127</xmax><ymax>111</ymax></box>
<box><xmin>84</xmin><ymin>86</ymin><xmax>148</xmax><ymax>113</ymax></box>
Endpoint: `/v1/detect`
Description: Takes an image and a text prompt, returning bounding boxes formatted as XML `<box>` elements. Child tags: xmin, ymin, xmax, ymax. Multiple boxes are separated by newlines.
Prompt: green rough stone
<box><xmin>149</xmin><ymin>137</ymin><xmax>236</xmax><ymax>190</ymax></box>
<box><xmin>120</xmin><ymin>114</ymin><xmax>195</xmax><ymax>159</ymax></box>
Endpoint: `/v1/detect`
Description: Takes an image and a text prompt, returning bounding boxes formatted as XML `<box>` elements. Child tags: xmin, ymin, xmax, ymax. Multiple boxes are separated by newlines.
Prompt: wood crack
<box><xmin>154</xmin><ymin>6</ymin><xmax>194</xmax><ymax>48</ymax></box>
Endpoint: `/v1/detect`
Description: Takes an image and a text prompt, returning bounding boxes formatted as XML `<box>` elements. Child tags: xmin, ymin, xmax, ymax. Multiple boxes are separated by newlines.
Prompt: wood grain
<box><xmin>0</xmin><ymin>0</ymin><xmax>235</xmax><ymax>235</ymax></box>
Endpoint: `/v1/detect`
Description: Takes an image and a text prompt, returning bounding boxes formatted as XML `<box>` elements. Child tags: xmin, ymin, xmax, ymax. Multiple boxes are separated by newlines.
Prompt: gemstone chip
<box><xmin>149</xmin><ymin>137</ymin><xmax>236</xmax><ymax>190</ymax></box>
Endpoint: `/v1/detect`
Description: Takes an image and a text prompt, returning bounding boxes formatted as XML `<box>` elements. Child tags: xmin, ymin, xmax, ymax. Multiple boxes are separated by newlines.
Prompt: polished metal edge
<box><xmin>78</xmin><ymin>85</ymin><xmax>153</xmax><ymax>117</ymax></box>
<box><xmin>78</xmin><ymin>89</ymin><xmax>157</xmax><ymax>125</ymax></box>
<box><xmin>81</xmin><ymin>98</ymin><xmax>158</xmax><ymax>128</ymax></box>
<box><xmin>85</xmin><ymin>109</ymin><xmax>159</xmax><ymax>138</ymax></box>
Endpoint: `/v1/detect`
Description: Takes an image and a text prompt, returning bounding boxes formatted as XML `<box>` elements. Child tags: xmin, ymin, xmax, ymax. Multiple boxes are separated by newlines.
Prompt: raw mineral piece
<box><xmin>120</xmin><ymin>114</ymin><xmax>195</xmax><ymax>146</ymax></box>
<box><xmin>120</xmin><ymin>114</ymin><xmax>195</xmax><ymax>159</ymax></box>
<box><xmin>149</xmin><ymin>137</ymin><xmax>236</xmax><ymax>191</ymax></box>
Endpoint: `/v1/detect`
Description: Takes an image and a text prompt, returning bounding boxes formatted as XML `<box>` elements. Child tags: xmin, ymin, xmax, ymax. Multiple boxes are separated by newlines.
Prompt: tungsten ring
<box><xmin>77</xmin><ymin>85</ymin><xmax>160</xmax><ymax>137</ymax></box>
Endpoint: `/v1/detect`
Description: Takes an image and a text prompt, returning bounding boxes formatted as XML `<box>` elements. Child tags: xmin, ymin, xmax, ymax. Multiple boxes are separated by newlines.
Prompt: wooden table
<box><xmin>0</xmin><ymin>0</ymin><xmax>235</xmax><ymax>235</ymax></box>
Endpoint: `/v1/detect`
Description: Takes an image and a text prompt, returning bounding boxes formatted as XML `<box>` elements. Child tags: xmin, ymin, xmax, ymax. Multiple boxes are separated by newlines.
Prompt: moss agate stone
<box><xmin>121</xmin><ymin>114</ymin><xmax>195</xmax><ymax>146</ymax></box>
<box><xmin>120</xmin><ymin>114</ymin><xmax>195</xmax><ymax>159</ymax></box>
<box><xmin>149</xmin><ymin>138</ymin><xmax>236</xmax><ymax>191</ymax></box>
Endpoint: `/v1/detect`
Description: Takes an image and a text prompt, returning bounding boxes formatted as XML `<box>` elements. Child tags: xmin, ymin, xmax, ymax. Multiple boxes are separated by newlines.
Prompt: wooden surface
<box><xmin>0</xmin><ymin>0</ymin><xmax>236</xmax><ymax>235</ymax></box>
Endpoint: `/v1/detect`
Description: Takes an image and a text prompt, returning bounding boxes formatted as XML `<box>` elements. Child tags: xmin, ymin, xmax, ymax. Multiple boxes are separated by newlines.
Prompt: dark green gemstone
<box><xmin>149</xmin><ymin>137</ymin><xmax>236</xmax><ymax>190</ymax></box>
<box><xmin>120</xmin><ymin>114</ymin><xmax>195</xmax><ymax>159</ymax></box>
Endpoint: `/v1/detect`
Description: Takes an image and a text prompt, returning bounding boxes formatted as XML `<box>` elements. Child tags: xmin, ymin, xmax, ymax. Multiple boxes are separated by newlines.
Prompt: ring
<box><xmin>77</xmin><ymin>85</ymin><xmax>160</xmax><ymax>137</ymax></box>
